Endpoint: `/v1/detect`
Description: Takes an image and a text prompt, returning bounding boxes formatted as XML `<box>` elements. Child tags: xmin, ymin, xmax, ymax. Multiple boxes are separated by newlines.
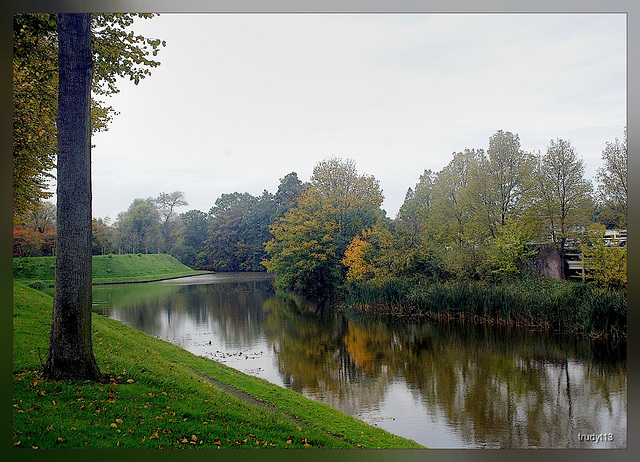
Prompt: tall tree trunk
<box><xmin>44</xmin><ymin>14</ymin><xmax>103</xmax><ymax>382</ymax></box>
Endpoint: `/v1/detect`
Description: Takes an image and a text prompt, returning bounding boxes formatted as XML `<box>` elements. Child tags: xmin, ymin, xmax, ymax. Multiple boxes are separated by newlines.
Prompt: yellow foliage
<box><xmin>581</xmin><ymin>224</ymin><xmax>627</xmax><ymax>290</ymax></box>
<box><xmin>343</xmin><ymin>323</ymin><xmax>378</xmax><ymax>373</ymax></box>
<box><xmin>342</xmin><ymin>234</ymin><xmax>374</xmax><ymax>282</ymax></box>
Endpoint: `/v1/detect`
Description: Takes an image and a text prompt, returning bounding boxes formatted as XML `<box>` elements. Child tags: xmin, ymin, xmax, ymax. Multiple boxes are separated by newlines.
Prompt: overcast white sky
<box><xmin>66</xmin><ymin>13</ymin><xmax>626</xmax><ymax>220</ymax></box>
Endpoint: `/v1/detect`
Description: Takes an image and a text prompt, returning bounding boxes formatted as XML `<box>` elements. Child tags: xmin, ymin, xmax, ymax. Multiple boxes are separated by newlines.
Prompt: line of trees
<box><xmin>331</xmin><ymin>130</ymin><xmax>626</xmax><ymax>291</ymax></box>
<box><xmin>14</xmin><ymin>129</ymin><xmax>627</xmax><ymax>293</ymax></box>
<box><xmin>15</xmin><ymin>172</ymin><xmax>301</xmax><ymax>265</ymax></box>
<box><xmin>86</xmin><ymin>172</ymin><xmax>305</xmax><ymax>269</ymax></box>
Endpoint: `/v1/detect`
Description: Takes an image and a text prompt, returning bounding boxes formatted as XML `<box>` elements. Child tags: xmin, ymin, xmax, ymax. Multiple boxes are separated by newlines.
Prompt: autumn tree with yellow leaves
<box><xmin>263</xmin><ymin>158</ymin><xmax>383</xmax><ymax>295</ymax></box>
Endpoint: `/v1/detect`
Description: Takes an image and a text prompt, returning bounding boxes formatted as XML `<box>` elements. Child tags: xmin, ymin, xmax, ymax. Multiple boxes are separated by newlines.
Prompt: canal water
<box><xmin>92</xmin><ymin>273</ymin><xmax>627</xmax><ymax>449</ymax></box>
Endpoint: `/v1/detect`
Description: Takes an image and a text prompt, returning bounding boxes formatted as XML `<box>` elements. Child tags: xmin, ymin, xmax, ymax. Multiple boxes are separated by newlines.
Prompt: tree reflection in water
<box><xmin>93</xmin><ymin>275</ymin><xmax>627</xmax><ymax>448</ymax></box>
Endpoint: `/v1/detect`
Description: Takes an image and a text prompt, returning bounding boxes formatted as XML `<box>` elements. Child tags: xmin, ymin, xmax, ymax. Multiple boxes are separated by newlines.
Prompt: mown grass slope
<box><xmin>12</xmin><ymin>282</ymin><xmax>422</xmax><ymax>450</ymax></box>
<box><xmin>13</xmin><ymin>254</ymin><xmax>209</xmax><ymax>286</ymax></box>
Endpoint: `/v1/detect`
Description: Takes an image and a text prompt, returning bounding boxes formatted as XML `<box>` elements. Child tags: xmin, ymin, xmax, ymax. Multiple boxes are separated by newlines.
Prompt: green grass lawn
<box><xmin>13</xmin><ymin>253</ymin><xmax>210</xmax><ymax>286</ymax></box>
<box><xmin>12</xmin><ymin>282</ymin><xmax>423</xmax><ymax>450</ymax></box>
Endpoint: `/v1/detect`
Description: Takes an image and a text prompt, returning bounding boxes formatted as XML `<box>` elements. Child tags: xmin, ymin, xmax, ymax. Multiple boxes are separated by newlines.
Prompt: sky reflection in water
<box><xmin>93</xmin><ymin>273</ymin><xmax>627</xmax><ymax>449</ymax></box>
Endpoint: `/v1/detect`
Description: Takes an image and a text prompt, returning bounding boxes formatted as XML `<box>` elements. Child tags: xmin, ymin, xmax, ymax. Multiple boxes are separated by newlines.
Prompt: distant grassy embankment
<box><xmin>13</xmin><ymin>254</ymin><xmax>210</xmax><ymax>286</ymax></box>
<box><xmin>13</xmin><ymin>282</ymin><xmax>421</xmax><ymax>449</ymax></box>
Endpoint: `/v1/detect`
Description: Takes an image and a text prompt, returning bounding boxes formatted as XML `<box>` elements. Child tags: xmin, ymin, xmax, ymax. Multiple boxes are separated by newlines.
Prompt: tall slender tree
<box><xmin>485</xmin><ymin>130</ymin><xmax>536</xmax><ymax>231</ymax></box>
<box><xmin>396</xmin><ymin>169</ymin><xmax>433</xmax><ymax>248</ymax></box>
<box><xmin>155</xmin><ymin>191</ymin><xmax>188</xmax><ymax>251</ymax></box>
<box><xmin>536</xmin><ymin>138</ymin><xmax>593</xmax><ymax>279</ymax></box>
<box><xmin>595</xmin><ymin>129</ymin><xmax>627</xmax><ymax>229</ymax></box>
<box><xmin>44</xmin><ymin>14</ymin><xmax>103</xmax><ymax>381</ymax></box>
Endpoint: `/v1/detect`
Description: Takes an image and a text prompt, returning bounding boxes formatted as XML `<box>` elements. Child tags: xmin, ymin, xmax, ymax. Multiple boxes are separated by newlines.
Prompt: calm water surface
<box><xmin>92</xmin><ymin>273</ymin><xmax>627</xmax><ymax>449</ymax></box>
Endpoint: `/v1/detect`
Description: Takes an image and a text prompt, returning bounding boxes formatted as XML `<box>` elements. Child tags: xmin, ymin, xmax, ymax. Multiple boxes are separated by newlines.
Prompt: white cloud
<box><xmin>81</xmin><ymin>13</ymin><xmax>625</xmax><ymax>220</ymax></box>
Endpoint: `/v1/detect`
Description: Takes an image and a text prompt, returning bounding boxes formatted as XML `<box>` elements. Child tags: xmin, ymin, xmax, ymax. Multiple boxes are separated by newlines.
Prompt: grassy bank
<box><xmin>13</xmin><ymin>254</ymin><xmax>210</xmax><ymax>287</ymax></box>
<box><xmin>12</xmin><ymin>282</ymin><xmax>422</xmax><ymax>449</ymax></box>
<box><xmin>343</xmin><ymin>278</ymin><xmax>627</xmax><ymax>340</ymax></box>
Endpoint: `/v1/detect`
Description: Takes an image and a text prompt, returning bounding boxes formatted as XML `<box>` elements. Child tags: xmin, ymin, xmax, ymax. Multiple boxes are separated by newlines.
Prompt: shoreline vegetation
<box><xmin>340</xmin><ymin>278</ymin><xmax>626</xmax><ymax>341</ymax></box>
<box><xmin>13</xmin><ymin>280</ymin><xmax>422</xmax><ymax>449</ymax></box>
<box><xmin>14</xmin><ymin>254</ymin><xmax>627</xmax><ymax>340</ymax></box>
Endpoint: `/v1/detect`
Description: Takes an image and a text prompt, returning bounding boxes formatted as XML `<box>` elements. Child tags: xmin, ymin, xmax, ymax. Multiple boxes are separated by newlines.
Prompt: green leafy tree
<box><xmin>13</xmin><ymin>14</ymin><xmax>58</xmax><ymax>218</ymax></box>
<box><xmin>245</xmin><ymin>191</ymin><xmax>280</xmax><ymax>269</ymax></box>
<box><xmin>388</xmin><ymin>171</ymin><xmax>445</xmax><ymax>281</ymax></box>
<box><xmin>264</xmin><ymin>187</ymin><xmax>339</xmax><ymax>293</ymax></box>
<box><xmin>396</xmin><ymin>169</ymin><xmax>433</xmax><ymax>248</ymax></box>
<box><xmin>115</xmin><ymin>198</ymin><xmax>162</xmax><ymax>254</ymax></box>
<box><xmin>429</xmin><ymin>149</ymin><xmax>488</xmax><ymax>248</ymax></box>
<box><xmin>484</xmin><ymin>218</ymin><xmax>538</xmax><ymax>282</ymax></box>
<box><xmin>310</xmin><ymin>157</ymin><xmax>384</xmax><ymax>253</ymax></box>
<box><xmin>20</xmin><ymin>200</ymin><xmax>56</xmax><ymax>233</ymax></box>
<box><xmin>204</xmin><ymin>191</ymin><xmax>278</xmax><ymax>271</ymax></box>
<box><xmin>154</xmin><ymin>191</ymin><xmax>188</xmax><ymax>251</ymax></box>
<box><xmin>275</xmin><ymin>171</ymin><xmax>304</xmax><ymax>216</ymax></box>
<box><xmin>180</xmin><ymin>210</ymin><xmax>210</xmax><ymax>249</ymax></box>
<box><xmin>12</xmin><ymin>13</ymin><xmax>165</xmax><ymax>219</ymax></box>
<box><xmin>581</xmin><ymin>224</ymin><xmax>627</xmax><ymax>290</ymax></box>
<box><xmin>92</xmin><ymin>217</ymin><xmax>112</xmax><ymax>255</ymax></box>
<box><xmin>534</xmin><ymin>138</ymin><xmax>593</xmax><ymax>278</ymax></box>
<box><xmin>595</xmin><ymin>129</ymin><xmax>627</xmax><ymax>229</ymax></box>
<box><xmin>485</xmin><ymin>130</ymin><xmax>537</xmax><ymax>232</ymax></box>
<box><xmin>206</xmin><ymin>192</ymin><xmax>259</xmax><ymax>271</ymax></box>
<box><xmin>172</xmin><ymin>209</ymin><xmax>210</xmax><ymax>267</ymax></box>
<box><xmin>264</xmin><ymin>158</ymin><xmax>384</xmax><ymax>294</ymax></box>
<box><xmin>341</xmin><ymin>222</ymin><xmax>428</xmax><ymax>283</ymax></box>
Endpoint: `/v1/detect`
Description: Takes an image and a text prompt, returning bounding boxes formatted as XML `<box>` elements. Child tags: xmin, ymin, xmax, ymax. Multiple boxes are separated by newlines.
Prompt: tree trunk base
<box><xmin>43</xmin><ymin>357</ymin><xmax>108</xmax><ymax>383</ymax></box>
